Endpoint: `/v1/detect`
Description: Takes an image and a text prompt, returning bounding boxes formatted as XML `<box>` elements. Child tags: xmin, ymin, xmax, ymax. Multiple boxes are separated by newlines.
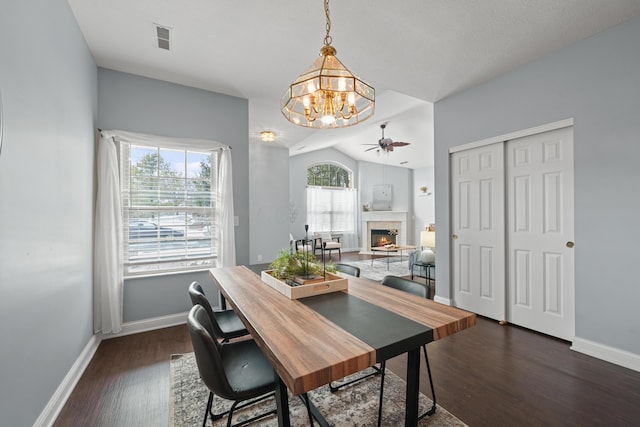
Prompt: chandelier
<box><xmin>281</xmin><ymin>0</ymin><xmax>375</xmax><ymax>129</ymax></box>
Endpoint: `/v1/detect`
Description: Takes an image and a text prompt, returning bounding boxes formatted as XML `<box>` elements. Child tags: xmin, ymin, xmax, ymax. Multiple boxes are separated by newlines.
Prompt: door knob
<box><xmin>452</xmin><ymin>234</ymin><xmax>458</xmax><ymax>240</ymax></box>
<box><xmin>566</xmin><ymin>241</ymin><xmax>574</xmax><ymax>248</ymax></box>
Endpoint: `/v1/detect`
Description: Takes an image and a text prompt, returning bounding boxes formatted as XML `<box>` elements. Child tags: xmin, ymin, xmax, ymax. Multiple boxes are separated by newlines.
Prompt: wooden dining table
<box><xmin>209</xmin><ymin>265</ymin><xmax>476</xmax><ymax>426</ymax></box>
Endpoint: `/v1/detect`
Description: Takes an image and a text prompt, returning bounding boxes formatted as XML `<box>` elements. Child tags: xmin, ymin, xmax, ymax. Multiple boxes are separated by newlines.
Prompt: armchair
<box><xmin>289</xmin><ymin>233</ymin><xmax>313</xmax><ymax>253</ymax></box>
<box><xmin>409</xmin><ymin>249</ymin><xmax>435</xmax><ymax>284</ymax></box>
<box><xmin>313</xmin><ymin>232</ymin><xmax>342</xmax><ymax>259</ymax></box>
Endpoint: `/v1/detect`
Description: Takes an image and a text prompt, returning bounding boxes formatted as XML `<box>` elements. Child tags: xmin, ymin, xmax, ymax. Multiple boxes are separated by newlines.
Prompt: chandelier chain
<box><xmin>280</xmin><ymin>0</ymin><xmax>375</xmax><ymax>128</ymax></box>
<box><xmin>324</xmin><ymin>0</ymin><xmax>332</xmax><ymax>46</ymax></box>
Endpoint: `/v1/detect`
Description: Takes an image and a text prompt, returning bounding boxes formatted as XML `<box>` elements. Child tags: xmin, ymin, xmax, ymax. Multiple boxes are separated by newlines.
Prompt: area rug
<box><xmin>343</xmin><ymin>258</ymin><xmax>412</xmax><ymax>282</ymax></box>
<box><xmin>170</xmin><ymin>353</ymin><xmax>466</xmax><ymax>427</ymax></box>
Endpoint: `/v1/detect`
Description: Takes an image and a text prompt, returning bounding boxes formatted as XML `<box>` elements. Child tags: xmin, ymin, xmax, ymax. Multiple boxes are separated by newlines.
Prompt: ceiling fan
<box><xmin>363</xmin><ymin>123</ymin><xmax>411</xmax><ymax>153</ymax></box>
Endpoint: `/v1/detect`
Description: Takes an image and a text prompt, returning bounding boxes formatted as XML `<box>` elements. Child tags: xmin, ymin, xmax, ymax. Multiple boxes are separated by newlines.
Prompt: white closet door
<box><xmin>451</xmin><ymin>143</ymin><xmax>506</xmax><ymax>321</ymax></box>
<box><xmin>506</xmin><ymin>127</ymin><xmax>574</xmax><ymax>340</ymax></box>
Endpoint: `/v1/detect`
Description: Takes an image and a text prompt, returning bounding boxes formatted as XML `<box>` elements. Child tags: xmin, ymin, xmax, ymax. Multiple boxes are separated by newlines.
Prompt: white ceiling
<box><xmin>67</xmin><ymin>0</ymin><xmax>640</xmax><ymax>169</ymax></box>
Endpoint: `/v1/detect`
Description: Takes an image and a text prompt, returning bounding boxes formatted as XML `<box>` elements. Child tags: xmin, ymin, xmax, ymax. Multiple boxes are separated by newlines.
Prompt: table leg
<box><xmin>303</xmin><ymin>395</ymin><xmax>331</xmax><ymax>427</ymax></box>
<box><xmin>275</xmin><ymin>376</ymin><xmax>290</xmax><ymax>426</ymax></box>
<box><xmin>405</xmin><ymin>347</ymin><xmax>420</xmax><ymax>426</ymax></box>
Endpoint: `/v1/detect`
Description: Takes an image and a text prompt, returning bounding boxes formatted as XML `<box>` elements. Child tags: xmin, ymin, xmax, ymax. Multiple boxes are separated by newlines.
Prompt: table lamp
<box><xmin>420</xmin><ymin>229</ymin><xmax>435</xmax><ymax>251</ymax></box>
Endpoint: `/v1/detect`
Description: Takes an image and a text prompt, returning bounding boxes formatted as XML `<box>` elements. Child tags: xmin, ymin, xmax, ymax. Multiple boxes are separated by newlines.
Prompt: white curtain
<box><xmin>217</xmin><ymin>148</ymin><xmax>236</xmax><ymax>267</ymax></box>
<box><xmin>306</xmin><ymin>187</ymin><xmax>358</xmax><ymax>251</ymax></box>
<box><xmin>94</xmin><ymin>133</ymin><xmax>123</xmax><ymax>334</ymax></box>
<box><xmin>94</xmin><ymin>129</ymin><xmax>235</xmax><ymax>334</ymax></box>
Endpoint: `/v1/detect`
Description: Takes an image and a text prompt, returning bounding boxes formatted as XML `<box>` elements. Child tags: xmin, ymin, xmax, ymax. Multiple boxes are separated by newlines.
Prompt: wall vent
<box><xmin>154</xmin><ymin>24</ymin><xmax>171</xmax><ymax>50</ymax></box>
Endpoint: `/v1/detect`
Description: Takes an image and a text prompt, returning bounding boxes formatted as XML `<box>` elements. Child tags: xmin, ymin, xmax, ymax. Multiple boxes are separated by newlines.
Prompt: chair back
<box><xmin>187</xmin><ymin>305</ymin><xmax>237</xmax><ymax>400</ymax></box>
<box><xmin>381</xmin><ymin>275</ymin><xmax>427</xmax><ymax>298</ymax></box>
<box><xmin>335</xmin><ymin>263</ymin><xmax>361</xmax><ymax>277</ymax></box>
<box><xmin>188</xmin><ymin>281</ymin><xmax>225</xmax><ymax>339</ymax></box>
<box><xmin>316</xmin><ymin>231</ymin><xmax>334</xmax><ymax>241</ymax></box>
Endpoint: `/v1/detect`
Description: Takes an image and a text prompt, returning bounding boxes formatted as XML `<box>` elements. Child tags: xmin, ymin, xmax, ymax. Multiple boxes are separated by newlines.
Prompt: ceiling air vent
<box><xmin>155</xmin><ymin>24</ymin><xmax>171</xmax><ymax>50</ymax></box>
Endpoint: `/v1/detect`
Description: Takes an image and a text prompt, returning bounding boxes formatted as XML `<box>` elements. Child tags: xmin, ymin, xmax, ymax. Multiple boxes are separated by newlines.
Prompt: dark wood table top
<box><xmin>209</xmin><ymin>265</ymin><xmax>476</xmax><ymax>395</ymax></box>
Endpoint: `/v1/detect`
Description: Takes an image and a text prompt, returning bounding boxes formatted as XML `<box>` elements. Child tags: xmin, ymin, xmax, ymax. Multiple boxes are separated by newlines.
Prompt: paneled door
<box><xmin>451</xmin><ymin>143</ymin><xmax>506</xmax><ymax>321</ymax></box>
<box><xmin>506</xmin><ymin>127</ymin><xmax>574</xmax><ymax>340</ymax></box>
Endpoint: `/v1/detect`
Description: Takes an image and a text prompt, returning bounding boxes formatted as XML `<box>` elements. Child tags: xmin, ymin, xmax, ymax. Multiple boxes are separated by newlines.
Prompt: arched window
<box><xmin>306</xmin><ymin>163</ymin><xmax>357</xmax><ymax>246</ymax></box>
<box><xmin>307</xmin><ymin>163</ymin><xmax>352</xmax><ymax>188</ymax></box>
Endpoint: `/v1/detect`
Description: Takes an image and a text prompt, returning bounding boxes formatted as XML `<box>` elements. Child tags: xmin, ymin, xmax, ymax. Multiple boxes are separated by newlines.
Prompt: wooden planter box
<box><xmin>261</xmin><ymin>270</ymin><xmax>348</xmax><ymax>300</ymax></box>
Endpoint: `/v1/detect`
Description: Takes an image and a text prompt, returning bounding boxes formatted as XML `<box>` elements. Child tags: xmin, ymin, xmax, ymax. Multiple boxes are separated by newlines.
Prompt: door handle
<box><xmin>452</xmin><ymin>234</ymin><xmax>458</xmax><ymax>240</ymax></box>
<box><xmin>566</xmin><ymin>241</ymin><xmax>574</xmax><ymax>248</ymax></box>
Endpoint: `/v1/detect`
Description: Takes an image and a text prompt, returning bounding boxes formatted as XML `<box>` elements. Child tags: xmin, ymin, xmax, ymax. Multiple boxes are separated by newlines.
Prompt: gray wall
<box><xmin>249</xmin><ymin>140</ymin><xmax>290</xmax><ymax>264</ymax></box>
<box><xmin>97</xmin><ymin>68</ymin><xmax>249</xmax><ymax>322</ymax></box>
<box><xmin>434</xmin><ymin>16</ymin><xmax>640</xmax><ymax>355</ymax></box>
<box><xmin>358</xmin><ymin>161</ymin><xmax>413</xmax><ymax>214</ymax></box>
<box><xmin>359</xmin><ymin>161</ymin><xmax>415</xmax><ymax>245</ymax></box>
<box><xmin>412</xmin><ymin>166</ymin><xmax>435</xmax><ymax>244</ymax></box>
<box><xmin>0</xmin><ymin>0</ymin><xmax>97</xmax><ymax>425</ymax></box>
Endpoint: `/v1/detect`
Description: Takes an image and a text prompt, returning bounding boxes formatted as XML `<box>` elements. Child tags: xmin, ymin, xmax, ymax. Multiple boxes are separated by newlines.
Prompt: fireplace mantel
<box><xmin>361</xmin><ymin>211</ymin><xmax>408</xmax><ymax>254</ymax></box>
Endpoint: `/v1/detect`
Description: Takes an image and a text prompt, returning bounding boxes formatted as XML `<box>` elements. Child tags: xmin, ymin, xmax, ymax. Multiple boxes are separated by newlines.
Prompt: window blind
<box><xmin>120</xmin><ymin>143</ymin><xmax>218</xmax><ymax>276</ymax></box>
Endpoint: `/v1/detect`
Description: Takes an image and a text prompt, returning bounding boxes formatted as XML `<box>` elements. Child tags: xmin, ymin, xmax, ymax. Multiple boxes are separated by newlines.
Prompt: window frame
<box><xmin>306</xmin><ymin>162</ymin><xmax>357</xmax><ymax>234</ymax></box>
<box><xmin>119</xmin><ymin>142</ymin><xmax>219</xmax><ymax>277</ymax></box>
<box><xmin>307</xmin><ymin>161</ymin><xmax>353</xmax><ymax>189</ymax></box>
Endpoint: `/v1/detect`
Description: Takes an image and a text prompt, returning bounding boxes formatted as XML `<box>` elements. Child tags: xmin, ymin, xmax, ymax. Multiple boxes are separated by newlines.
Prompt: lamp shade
<box><xmin>420</xmin><ymin>230</ymin><xmax>435</xmax><ymax>249</ymax></box>
<box><xmin>281</xmin><ymin>46</ymin><xmax>375</xmax><ymax>129</ymax></box>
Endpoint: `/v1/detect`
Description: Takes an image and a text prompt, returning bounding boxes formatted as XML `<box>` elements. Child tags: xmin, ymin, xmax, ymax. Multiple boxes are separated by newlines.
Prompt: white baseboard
<box><xmin>433</xmin><ymin>295</ymin><xmax>452</xmax><ymax>306</ymax></box>
<box><xmin>33</xmin><ymin>334</ymin><xmax>101</xmax><ymax>427</ymax></box>
<box><xmin>571</xmin><ymin>337</ymin><xmax>640</xmax><ymax>372</ymax></box>
<box><xmin>104</xmin><ymin>311</ymin><xmax>189</xmax><ymax>339</ymax></box>
<box><xmin>35</xmin><ymin>312</ymin><xmax>189</xmax><ymax>426</ymax></box>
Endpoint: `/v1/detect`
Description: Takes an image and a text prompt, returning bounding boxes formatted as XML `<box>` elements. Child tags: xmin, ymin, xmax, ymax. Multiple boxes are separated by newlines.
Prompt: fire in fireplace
<box><xmin>371</xmin><ymin>229</ymin><xmax>397</xmax><ymax>247</ymax></box>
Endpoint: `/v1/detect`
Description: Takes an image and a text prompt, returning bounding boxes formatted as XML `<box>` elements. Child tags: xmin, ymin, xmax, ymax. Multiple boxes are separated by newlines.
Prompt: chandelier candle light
<box><xmin>281</xmin><ymin>0</ymin><xmax>375</xmax><ymax>129</ymax></box>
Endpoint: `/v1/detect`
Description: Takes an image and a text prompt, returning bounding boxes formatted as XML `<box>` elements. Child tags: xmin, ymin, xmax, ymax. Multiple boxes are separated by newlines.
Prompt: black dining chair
<box><xmin>379</xmin><ymin>275</ymin><xmax>436</xmax><ymax>425</ymax></box>
<box><xmin>187</xmin><ymin>304</ymin><xmax>279</xmax><ymax>427</ymax></box>
<box><xmin>334</xmin><ymin>263</ymin><xmax>361</xmax><ymax>278</ymax></box>
<box><xmin>188</xmin><ymin>281</ymin><xmax>248</xmax><ymax>342</ymax></box>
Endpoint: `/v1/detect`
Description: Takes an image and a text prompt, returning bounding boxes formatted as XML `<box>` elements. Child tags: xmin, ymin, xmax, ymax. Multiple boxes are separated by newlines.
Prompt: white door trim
<box><xmin>449</xmin><ymin>118</ymin><xmax>573</xmax><ymax>154</ymax></box>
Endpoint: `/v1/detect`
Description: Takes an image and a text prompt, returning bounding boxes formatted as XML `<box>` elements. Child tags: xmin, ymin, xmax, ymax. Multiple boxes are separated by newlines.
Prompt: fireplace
<box><xmin>371</xmin><ymin>229</ymin><xmax>397</xmax><ymax>247</ymax></box>
<box><xmin>361</xmin><ymin>211</ymin><xmax>408</xmax><ymax>253</ymax></box>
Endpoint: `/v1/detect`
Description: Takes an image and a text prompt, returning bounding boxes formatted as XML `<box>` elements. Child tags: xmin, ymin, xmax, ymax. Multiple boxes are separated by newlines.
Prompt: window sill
<box><xmin>124</xmin><ymin>267</ymin><xmax>211</xmax><ymax>280</ymax></box>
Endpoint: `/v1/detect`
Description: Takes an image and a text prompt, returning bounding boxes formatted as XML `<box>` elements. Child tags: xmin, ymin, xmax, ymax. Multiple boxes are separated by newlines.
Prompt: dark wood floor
<box><xmin>55</xmin><ymin>253</ymin><xmax>640</xmax><ymax>426</ymax></box>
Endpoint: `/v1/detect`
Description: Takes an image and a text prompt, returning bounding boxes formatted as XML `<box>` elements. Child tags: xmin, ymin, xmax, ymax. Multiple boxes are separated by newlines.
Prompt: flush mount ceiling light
<box><xmin>260</xmin><ymin>131</ymin><xmax>276</xmax><ymax>142</ymax></box>
<box><xmin>281</xmin><ymin>0</ymin><xmax>375</xmax><ymax>129</ymax></box>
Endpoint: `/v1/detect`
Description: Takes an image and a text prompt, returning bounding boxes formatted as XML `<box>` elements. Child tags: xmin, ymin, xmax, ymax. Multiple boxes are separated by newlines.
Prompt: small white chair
<box><xmin>290</xmin><ymin>233</ymin><xmax>313</xmax><ymax>253</ymax></box>
<box><xmin>313</xmin><ymin>232</ymin><xmax>342</xmax><ymax>259</ymax></box>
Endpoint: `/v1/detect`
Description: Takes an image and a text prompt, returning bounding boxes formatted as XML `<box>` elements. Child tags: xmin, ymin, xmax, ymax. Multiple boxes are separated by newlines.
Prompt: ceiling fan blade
<box><xmin>361</xmin><ymin>143</ymin><xmax>379</xmax><ymax>146</ymax></box>
<box><xmin>364</xmin><ymin>146</ymin><xmax>379</xmax><ymax>152</ymax></box>
<box><xmin>390</xmin><ymin>142</ymin><xmax>411</xmax><ymax>147</ymax></box>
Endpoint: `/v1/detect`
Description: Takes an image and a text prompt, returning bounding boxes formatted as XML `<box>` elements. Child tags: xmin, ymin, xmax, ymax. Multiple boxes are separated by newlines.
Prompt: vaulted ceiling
<box><xmin>68</xmin><ymin>0</ymin><xmax>640</xmax><ymax>169</ymax></box>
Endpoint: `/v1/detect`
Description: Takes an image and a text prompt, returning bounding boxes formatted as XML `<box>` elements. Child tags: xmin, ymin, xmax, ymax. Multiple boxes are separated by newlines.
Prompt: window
<box><xmin>120</xmin><ymin>143</ymin><xmax>217</xmax><ymax>276</ymax></box>
<box><xmin>306</xmin><ymin>163</ymin><xmax>357</xmax><ymax>235</ymax></box>
<box><xmin>307</xmin><ymin>163</ymin><xmax>351</xmax><ymax>188</ymax></box>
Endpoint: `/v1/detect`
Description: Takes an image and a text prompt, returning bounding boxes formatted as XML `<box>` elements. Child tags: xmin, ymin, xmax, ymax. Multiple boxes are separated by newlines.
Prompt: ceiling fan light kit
<box><xmin>363</xmin><ymin>123</ymin><xmax>411</xmax><ymax>153</ymax></box>
<box><xmin>281</xmin><ymin>0</ymin><xmax>375</xmax><ymax>129</ymax></box>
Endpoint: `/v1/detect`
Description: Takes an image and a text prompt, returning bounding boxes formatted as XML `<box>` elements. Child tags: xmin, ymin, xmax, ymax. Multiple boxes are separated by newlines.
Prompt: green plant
<box><xmin>269</xmin><ymin>249</ymin><xmax>336</xmax><ymax>280</ymax></box>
